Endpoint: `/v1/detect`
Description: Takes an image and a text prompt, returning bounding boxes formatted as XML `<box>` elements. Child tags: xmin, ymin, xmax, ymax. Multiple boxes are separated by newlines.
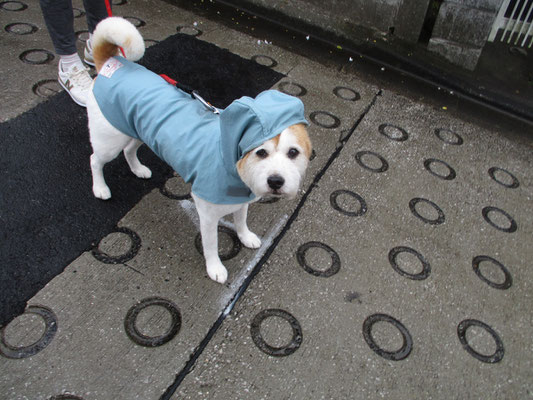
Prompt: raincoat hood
<box><xmin>219</xmin><ymin>90</ymin><xmax>308</xmax><ymax>174</ymax></box>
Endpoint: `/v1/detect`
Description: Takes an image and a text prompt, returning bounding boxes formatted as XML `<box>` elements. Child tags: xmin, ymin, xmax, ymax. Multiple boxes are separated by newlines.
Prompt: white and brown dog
<box><xmin>87</xmin><ymin>17</ymin><xmax>311</xmax><ymax>283</ymax></box>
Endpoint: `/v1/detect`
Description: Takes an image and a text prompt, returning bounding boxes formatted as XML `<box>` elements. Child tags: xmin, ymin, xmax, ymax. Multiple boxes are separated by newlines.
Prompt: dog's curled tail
<box><xmin>92</xmin><ymin>16</ymin><xmax>145</xmax><ymax>72</ymax></box>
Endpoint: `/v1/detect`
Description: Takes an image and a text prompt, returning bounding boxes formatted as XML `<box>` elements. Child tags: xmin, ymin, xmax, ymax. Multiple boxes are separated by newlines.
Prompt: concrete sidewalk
<box><xmin>1</xmin><ymin>1</ymin><xmax>532</xmax><ymax>399</ymax></box>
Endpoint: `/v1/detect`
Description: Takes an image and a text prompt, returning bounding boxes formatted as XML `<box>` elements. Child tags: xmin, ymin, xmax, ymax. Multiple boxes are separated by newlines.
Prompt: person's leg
<box><xmin>83</xmin><ymin>0</ymin><xmax>111</xmax><ymax>66</ymax></box>
<box><xmin>83</xmin><ymin>0</ymin><xmax>110</xmax><ymax>34</ymax></box>
<box><xmin>39</xmin><ymin>0</ymin><xmax>77</xmax><ymax>55</ymax></box>
<box><xmin>40</xmin><ymin>0</ymin><xmax>91</xmax><ymax>106</ymax></box>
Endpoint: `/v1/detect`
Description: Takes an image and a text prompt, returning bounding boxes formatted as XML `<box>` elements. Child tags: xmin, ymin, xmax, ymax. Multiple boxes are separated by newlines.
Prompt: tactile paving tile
<box><xmin>174</xmin><ymin>90</ymin><xmax>533</xmax><ymax>399</ymax></box>
<box><xmin>0</xmin><ymin>9</ymin><xmax>380</xmax><ymax>400</ymax></box>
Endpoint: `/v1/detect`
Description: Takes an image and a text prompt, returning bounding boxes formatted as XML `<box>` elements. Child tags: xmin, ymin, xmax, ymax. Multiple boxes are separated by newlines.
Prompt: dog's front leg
<box><xmin>233</xmin><ymin>204</ymin><xmax>261</xmax><ymax>249</ymax></box>
<box><xmin>192</xmin><ymin>194</ymin><xmax>229</xmax><ymax>284</ymax></box>
<box><xmin>198</xmin><ymin>216</ymin><xmax>228</xmax><ymax>283</ymax></box>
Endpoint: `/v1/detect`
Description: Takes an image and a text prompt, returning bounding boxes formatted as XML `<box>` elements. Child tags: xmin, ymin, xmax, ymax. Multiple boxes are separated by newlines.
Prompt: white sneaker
<box><xmin>58</xmin><ymin>63</ymin><xmax>92</xmax><ymax>107</ymax></box>
<box><xmin>84</xmin><ymin>39</ymin><xmax>95</xmax><ymax>66</ymax></box>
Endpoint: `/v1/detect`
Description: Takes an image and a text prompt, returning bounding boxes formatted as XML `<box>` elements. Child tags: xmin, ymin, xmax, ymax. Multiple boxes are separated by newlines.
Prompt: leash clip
<box><xmin>192</xmin><ymin>90</ymin><xmax>221</xmax><ymax>114</ymax></box>
<box><xmin>160</xmin><ymin>74</ymin><xmax>220</xmax><ymax>114</ymax></box>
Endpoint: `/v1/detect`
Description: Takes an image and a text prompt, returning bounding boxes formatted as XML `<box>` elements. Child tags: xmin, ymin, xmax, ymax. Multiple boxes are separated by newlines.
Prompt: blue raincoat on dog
<box><xmin>93</xmin><ymin>56</ymin><xmax>308</xmax><ymax>204</ymax></box>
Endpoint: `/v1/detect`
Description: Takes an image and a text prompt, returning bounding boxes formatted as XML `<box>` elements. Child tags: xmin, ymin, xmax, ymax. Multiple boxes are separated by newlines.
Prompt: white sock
<box><xmin>59</xmin><ymin>53</ymin><xmax>84</xmax><ymax>72</ymax></box>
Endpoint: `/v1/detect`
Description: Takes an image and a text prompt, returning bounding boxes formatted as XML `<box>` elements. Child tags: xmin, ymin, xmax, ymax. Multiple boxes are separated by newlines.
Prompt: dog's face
<box><xmin>237</xmin><ymin>123</ymin><xmax>311</xmax><ymax>200</ymax></box>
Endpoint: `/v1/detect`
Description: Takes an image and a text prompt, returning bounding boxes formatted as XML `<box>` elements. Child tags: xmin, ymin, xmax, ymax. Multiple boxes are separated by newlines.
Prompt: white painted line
<box><xmin>222</xmin><ymin>214</ymin><xmax>289</xmax><ymax>314</ymax></box>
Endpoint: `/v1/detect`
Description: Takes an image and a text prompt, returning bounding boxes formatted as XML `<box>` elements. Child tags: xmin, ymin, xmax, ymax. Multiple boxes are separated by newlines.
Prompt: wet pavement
<box><xmin>1</xmin><ymin>1</ymin><xmax>532</xmax><ymax>399</ymax></box>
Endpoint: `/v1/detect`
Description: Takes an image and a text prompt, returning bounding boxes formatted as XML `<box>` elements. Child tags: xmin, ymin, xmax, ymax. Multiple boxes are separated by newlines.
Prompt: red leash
<box><xmin>160</xmin><ymin>74</ymin><xmax>220</xmax><ymax>114</ymax></box>
<box><xmin>104</xmin><ymin>0</ymin><xmax>112</xmax><ymax>16</ymax></box>
<box><xmin>159</xmin><ymin>74</ymin><xmax>177</xmax><ymax>85</ymax></box>
<box><xmin>103</xmin><ymin>0</ymin><xmax>126</xmax><ymax>57</ymax></box>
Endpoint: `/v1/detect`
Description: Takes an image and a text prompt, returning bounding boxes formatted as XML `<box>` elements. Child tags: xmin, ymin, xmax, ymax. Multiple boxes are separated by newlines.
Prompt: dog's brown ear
<box><xmin>291</xmin><ymin>123</ymin><xmax>312</xmax><ymax>160</ymax></box>
<box><xmin>236</xmin><ymin>150</ymin><xmax>252</xmax><ymax>176</ymax></box>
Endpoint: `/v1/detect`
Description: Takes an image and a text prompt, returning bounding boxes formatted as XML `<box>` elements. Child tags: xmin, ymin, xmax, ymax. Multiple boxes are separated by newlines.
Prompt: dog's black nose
<box><xmin>267</xmin><ymin>175</ymin><xmax>285</xmax><ymax>190</ymax></box>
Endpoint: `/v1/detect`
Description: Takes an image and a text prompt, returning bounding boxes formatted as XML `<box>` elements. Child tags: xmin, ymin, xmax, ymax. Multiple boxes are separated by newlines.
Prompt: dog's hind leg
<box><xmin>124</xmin><ymin>139</ymin><xmax>152</xmax><ymax>179</ymax></box>
<box><xmin>90</xmin><ymin>134</ymin><xmax>131</xmax><ymax>200</ymax></box>
<box><xmin>90</xmin><ymin>149</ymin><xmax>121</xmax><ymax>200</ymax></box>
<box><xmin>91</xmin><ymin>153</ymin><xmax>114</xmax><ymax>200</ymax></box>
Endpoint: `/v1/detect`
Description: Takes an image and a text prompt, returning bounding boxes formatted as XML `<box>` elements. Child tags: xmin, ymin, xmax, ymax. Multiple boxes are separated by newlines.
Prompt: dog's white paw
<box><xmin>207</xmin><ymin>261</ymin><xmax>228</xmax><ymax>284</ymax></box>
<box><xmin>132</xmin><ymin>165</ymin><xmax>152</xmax><ymax>179</ymax></box>
<box><xmin>93</xmin><ymin>185</ymin><xmax>111</xmax><ymax>200</ymax></box>
<box><xmin>239</xmin><ymin>231</ymin><xmax>262</xmax><ymax>249</ymax></box>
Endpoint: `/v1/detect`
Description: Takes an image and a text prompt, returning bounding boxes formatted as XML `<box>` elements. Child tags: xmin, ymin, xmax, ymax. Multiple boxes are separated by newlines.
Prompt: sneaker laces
<box><xmin>68</xmin><ymin>66</ymin><xmax>93</xmax><ymax>88</ymax></box>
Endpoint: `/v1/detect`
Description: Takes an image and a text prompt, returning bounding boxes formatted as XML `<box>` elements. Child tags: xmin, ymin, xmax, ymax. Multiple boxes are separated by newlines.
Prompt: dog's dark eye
<box><xmin>256</xmin><ymin>149</ymin><xmax>268</xmax><ymax>158</ymax></box>
<box><xmin>288</xmin><ymin>148</ymin><xmax>300</xmax><ymax>159</ymax></box>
